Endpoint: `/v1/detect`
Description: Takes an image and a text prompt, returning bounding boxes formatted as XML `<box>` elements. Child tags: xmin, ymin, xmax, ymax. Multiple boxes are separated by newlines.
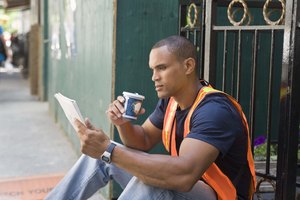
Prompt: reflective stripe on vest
<box><xmin>162</xmin><ymin>86</ymin><xmax>256</xmax><ymax>200</ymax></box>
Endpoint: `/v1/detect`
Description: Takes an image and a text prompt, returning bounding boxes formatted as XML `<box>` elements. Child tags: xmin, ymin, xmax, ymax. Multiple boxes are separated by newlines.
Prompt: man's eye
<box><xmin>158</xmin><ymin>66</ymin><xmax>166</xmax><ymax>70</ymax></box>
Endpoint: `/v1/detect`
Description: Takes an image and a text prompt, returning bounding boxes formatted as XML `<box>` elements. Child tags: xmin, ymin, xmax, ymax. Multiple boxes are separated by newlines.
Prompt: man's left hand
<box><xmin>75</xmin><ymin>119</ymin><xmax>110</xmax><ymax>159</ymax></box>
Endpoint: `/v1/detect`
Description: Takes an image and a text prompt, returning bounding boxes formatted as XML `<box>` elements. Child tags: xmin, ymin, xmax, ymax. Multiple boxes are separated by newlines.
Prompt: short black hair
<box><xmin>152</xmin><ymin>35</ymin><xmax>197</xmax><ymax>64</ymax></box>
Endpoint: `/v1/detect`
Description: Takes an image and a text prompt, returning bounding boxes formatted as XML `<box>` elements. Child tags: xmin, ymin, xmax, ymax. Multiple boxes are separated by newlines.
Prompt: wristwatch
<box><xmin>101</xmin><ymin>143</ymin><xmax>117</xmax><ymax>163</ymax></box>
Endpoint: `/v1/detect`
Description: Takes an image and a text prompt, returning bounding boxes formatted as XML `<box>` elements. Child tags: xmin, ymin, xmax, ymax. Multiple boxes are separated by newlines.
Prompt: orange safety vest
<box><xmin>162</xmin><ymin>86</ymin><xmax>256</xmax><ymax>200</ymax></box>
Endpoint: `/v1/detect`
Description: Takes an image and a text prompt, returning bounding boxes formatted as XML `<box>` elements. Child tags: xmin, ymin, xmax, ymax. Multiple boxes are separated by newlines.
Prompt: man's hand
<box><xmin>75</xmin><ymin>119</ymin><xmax>110</xmax><ymax>159</ymax></box>
<box><xmin>106</xmin><ymin>96</ymin><xmax>145</xmax><ymax>126</ymax></box>
<box><xmin>84</xmin><ymin>118</ymin><xmax>98</xmax><ymax>130</ymax></box>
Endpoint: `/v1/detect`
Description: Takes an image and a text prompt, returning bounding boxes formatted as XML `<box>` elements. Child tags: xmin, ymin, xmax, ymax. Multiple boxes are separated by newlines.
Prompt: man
<box><xmin>46</xmin><ymin>35</ymin><xmax>256</xmax><ymax>200</ymax></box>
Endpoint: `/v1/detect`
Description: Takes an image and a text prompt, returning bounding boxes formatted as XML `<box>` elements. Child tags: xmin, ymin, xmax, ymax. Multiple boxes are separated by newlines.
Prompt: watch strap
<box><xmin>101</xmin><ymin>142</ymin><xmax>116</xmax><ymax>163</ymax></box>
<box><xmin>106</xmin><ymin>142</ymin><xmax>116</xmax><ymax>153</ymax></box>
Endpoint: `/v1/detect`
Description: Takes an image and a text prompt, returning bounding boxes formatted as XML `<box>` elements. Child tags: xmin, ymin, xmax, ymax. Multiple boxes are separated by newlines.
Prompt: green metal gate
<box><xmin>179</xmin><ymin>0</ymin><xmax>299</xmax><ymax>199</ymax></box>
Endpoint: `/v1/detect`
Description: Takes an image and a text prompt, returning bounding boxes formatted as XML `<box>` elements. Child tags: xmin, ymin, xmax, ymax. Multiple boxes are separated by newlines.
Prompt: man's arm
<box><xmin>115</xmin><ymin>119</ymin><xmax>162</xmax><ymax>151</ymax></box>
<box><xmin>111</xmin><ymin>138</ymin><xmax>219</xmax><ymax>192</ymax></box>
<box><xmin>75</xmin><ymin>119</ymin><xmax>219</xmax><ymax>192</ymax></box>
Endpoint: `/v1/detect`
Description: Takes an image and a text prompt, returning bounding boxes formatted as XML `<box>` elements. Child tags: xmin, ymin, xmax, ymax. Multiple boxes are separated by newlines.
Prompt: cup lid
<box><xmin>122</xmin><ymin>91</ymin><xmax>145</xmax><ymax>100</ymax></box>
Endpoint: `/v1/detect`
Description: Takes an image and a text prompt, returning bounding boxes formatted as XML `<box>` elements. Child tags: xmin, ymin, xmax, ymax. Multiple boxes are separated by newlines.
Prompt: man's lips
<box><xmin>155</xmin><ymin>85</ymin><xmax>163</xmax><ymax>91</ymax></box>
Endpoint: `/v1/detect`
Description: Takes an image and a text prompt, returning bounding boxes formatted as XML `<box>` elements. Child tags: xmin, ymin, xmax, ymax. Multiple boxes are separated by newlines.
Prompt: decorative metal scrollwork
<box><xmin>227</xmin><ymin>0</ymin><xmax>286</xmax><ymax>26</ymax></box>
<box><xmin>186</xmin><ymin>3</ymin><xmax>198</xmax><ymax>29</ymax></box>
<box><xmin>227</xmin><ymin>0</ymin><xmax>250</xmax><ymax>26</ymax></box>
<box><xmin>231</xmin><ymin>6</ymin><xmax>253</xmax><ymax>26</ymax></box>
<box><xmin>263</xmin><ymin>0</ymin><xmax>285</xmax><ymax>25</ymax></box>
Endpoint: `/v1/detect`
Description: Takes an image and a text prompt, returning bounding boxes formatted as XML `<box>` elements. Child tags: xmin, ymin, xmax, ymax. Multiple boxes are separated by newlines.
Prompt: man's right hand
<box><xmin>106</xmin><ymin>96</ymin><xmax>145</xmax><ymax>126</ymax></box>
<box><xmin>106</xmin><ymin>96</ymin><xmax>130</xmax><ymax>126</ymax></box>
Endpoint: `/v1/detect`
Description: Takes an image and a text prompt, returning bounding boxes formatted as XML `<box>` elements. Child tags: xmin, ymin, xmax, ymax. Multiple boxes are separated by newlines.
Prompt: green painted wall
<box><xmin>46</xmin><ymin>1</ymin><xmax>114</xmax><ymax>198</ymax></box>
<box><xmin>48</xmin><ymin>0</ymin><xmax>114</xmax><ymax>146</ymax></box>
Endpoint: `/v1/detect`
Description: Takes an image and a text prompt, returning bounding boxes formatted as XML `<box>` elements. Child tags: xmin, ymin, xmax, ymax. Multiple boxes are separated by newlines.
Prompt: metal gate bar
<box><xmin>249</xmin><ymin>30</ymin><xmax>258</xmax><ymax>150</ymax></box>
<box><xmin>275</xmin><ymin>0</ymin><xmax>300</xmax><ymax>199</ymax></box>
<box><xmin>222</xmin><ymin>30</ymin><xmax>227</xmax><ymax>91</ymax></box>
<box><xmin>230</xmin><ymin>33</ymin><xmax>236</xmax><ymax>96</ymax></box>
<box><xmin>236</xmin><ymin>30</ymin><xmax>241</xmax><ymax>102</ymax></box>
<box><xmin>266</xmin><ymin>29</ymin><xmax>274</xmax><ymax>176</ymax></box>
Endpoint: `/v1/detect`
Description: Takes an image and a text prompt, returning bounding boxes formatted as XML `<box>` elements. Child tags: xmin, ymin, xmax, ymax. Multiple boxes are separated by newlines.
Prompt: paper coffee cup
<box><xmin>122</xmin><ymin>92</ymin><xmax>145</xmax><ymax>120</ymax></box>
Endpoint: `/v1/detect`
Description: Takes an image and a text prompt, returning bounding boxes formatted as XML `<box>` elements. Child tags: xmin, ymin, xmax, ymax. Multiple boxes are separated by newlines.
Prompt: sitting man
<box><xmin>46</xmin><ymin>35</ymin><xmax>256</xmax><ymax>200</ymax></box>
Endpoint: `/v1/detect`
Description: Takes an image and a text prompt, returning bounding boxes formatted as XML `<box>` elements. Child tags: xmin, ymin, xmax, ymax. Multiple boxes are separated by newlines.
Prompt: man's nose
<box><xmin>152</xmin><ymin>71</ymin><xmax>159</xmax><ymax>81</ymax></box>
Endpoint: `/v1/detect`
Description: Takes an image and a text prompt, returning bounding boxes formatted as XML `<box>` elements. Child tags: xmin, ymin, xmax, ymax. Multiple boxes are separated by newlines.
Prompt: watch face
<box><xmin>101</xmin><ymin>155</ymin><xmax>110</xmax><ymax>163</ymax></box>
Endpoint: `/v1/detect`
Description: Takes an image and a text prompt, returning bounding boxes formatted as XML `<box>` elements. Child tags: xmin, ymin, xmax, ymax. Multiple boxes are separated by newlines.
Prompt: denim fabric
<box><xmin>118</xmin><ymin>177</ymin><xmax>216</xmax><ymax>200</ymax></box>
<box><xmin>45</xmin><ymin>155</ymin><xmax>132</xmax><ymax>200</ymax></box>
<box><xmin>45</xmin><ymin>155</ymin><xmax>216</xmax><ymax>200</ymax></box>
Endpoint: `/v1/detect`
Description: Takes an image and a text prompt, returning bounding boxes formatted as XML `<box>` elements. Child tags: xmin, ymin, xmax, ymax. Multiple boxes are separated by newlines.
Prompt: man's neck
<box><xmin>173</xmin><ymin>80</ymin><xmax>202</xmax><ymax>110</ymax></box>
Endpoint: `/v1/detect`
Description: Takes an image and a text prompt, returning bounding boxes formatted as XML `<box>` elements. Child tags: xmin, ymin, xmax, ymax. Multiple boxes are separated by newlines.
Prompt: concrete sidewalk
<box><xmin>0</xmin><ymin>71</ymin><xmax>78</xmax><ymax>179</ymax></box>
<box><xmin>0</xmin><ymin>70</ymin><xmax>103</xmax><ymax>199</ymax></box>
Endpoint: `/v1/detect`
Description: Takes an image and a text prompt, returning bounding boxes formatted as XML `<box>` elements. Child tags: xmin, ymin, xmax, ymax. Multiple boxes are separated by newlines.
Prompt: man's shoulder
<box><xmin>197</xmin><ymin>92</ymin><xmax>234</xmax><ymax>109</ymax></box>
<box><xmin>192</xmin><ymin>92</ymin><xmax>242</xmax><ymax>125</ymax></box>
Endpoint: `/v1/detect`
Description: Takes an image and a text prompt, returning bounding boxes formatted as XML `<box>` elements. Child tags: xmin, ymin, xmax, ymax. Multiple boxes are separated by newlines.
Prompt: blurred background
<box><xmin>0</xmin><ymin>0</ymin><xmax>30</xmax><ymax>76</ymax></box>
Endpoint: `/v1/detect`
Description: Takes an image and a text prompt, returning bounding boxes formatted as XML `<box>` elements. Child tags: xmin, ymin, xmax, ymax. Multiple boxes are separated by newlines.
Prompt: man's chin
<box><xmin>156</xmin><ymin>91</ymin><xmax>169</xmax><ymax>99</ymax></box>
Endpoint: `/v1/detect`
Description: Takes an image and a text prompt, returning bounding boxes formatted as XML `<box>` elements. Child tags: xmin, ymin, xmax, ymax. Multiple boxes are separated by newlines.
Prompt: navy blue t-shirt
<box><xmin>149</xmin><ymin>93</ymin><xmax>251</xmax><ymax>200</ymax></box>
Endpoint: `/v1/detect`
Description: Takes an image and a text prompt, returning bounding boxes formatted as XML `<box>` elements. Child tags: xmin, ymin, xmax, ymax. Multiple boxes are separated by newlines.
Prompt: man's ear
<box><xmin>184</xmin><ymin>58</ymin><xmax>196</xmax><ymax>75</ymax></box>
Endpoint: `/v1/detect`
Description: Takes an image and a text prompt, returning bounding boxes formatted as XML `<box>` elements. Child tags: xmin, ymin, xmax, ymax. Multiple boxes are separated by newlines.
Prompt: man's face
<box><xmin>149</xmin><ymin>46</ymin><xmax>187</xmax><ymax>99</ymax></box>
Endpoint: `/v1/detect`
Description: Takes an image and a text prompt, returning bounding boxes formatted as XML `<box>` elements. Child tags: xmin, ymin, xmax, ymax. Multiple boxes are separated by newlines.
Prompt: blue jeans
<box><xmin>45</xmin><ymin>155</ymin><xmax>216</xmax><ymax>200</ymax></box>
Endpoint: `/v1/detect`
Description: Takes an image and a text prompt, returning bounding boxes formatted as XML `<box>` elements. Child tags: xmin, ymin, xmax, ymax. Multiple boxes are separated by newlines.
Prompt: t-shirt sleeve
<box><xmin>0</xmin><ymin>26</ymin><xmax>3</xmax><ymax>35</ymax></box>
<box><xmin>186</xmin><ymin>94</ymin><xmax>243</xmax><ymax>157</ymax></box>
<box><xmin>148</xmin><ymin>99</ymin><xmax>168</xmax><ymax>130</ymax></box>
